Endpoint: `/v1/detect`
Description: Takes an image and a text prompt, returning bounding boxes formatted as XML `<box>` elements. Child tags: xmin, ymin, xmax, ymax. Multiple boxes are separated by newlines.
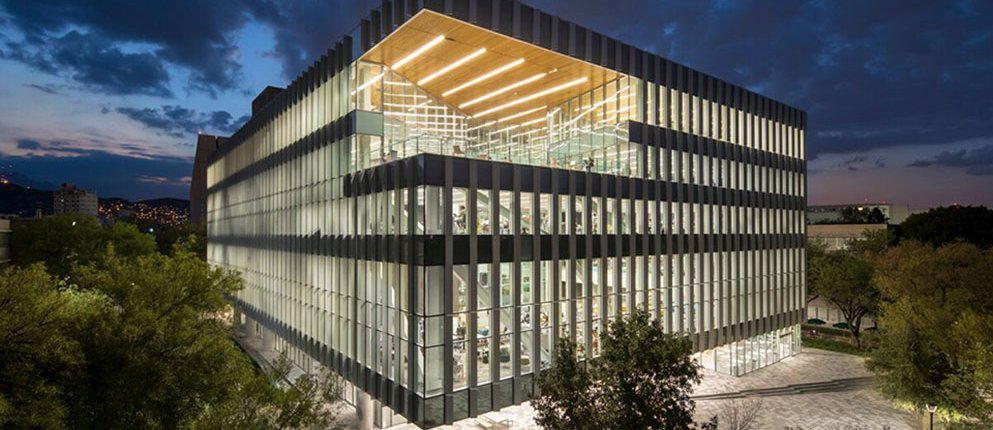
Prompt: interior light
<box><xmin>496</xmin><ymin>106</ymin><xmax>546</xmax><ymax>123</ymax></box>
<box><xmin>393</xmin><ymin>35</ymin><xmax>445</xmax><ymax>69</ymax></box>
<box><xmin>407</xmin><ymin>100</ymin><xmax>433</xmax><ymax>112</ymax></box>
<box><xmin>519</xmin><ymin>117</ymin><xmax>545</xmax><ymax>126</ymax></box>
<box><xmin>492</xmin><ymin>124</ymin><xmax>521</xmax><ymax>134</ymax></box>
<box><xmin>419</xmin><ymin>48</ymin><xmax>486</xmax><ymax>85</ymax></box>
<box><xmin>471</xmin><ymin>77</ymin><xmax>588</xmax><ymax>118</ymax></box>
<box><xmin>510</xmin><ymin>128</ymin><xmax>543</xmax><ymax>139</ymax></box>
<box><xmin>564</xmin><ymin>86</ymin><xmax>627</xmax><ymax>127</ymax></box>
<box><xmin>353</xmin><ymin>72</ymin><xmax>384</xmax><ymax>94</ymax></box>
<box><xmin>460</xmin><ymin>72</ymin><xmax>547</xmax><ymax>108</ymax></box>
<box><xmin>442</xmin><ymin>59</ymin><xmax>524</xmax><ymax>97</ymax></box>
<box><xmin>466</xmin><ymin>120</ymin><xmax>497</xmax><ymax>132</ymax></box>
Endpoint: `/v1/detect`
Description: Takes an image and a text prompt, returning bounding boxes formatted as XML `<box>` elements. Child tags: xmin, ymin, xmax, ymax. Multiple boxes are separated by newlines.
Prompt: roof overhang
<box><xmin>359</xmin><ymin>9</ymin><xmax>622</xmax><ymax>120</ymax></box>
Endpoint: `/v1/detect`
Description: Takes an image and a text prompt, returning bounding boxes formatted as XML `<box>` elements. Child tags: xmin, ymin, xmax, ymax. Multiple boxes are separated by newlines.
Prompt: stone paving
<box><xmin>388</xmin><ymin>347</ymin><xmax>914</xmax><ymax>430</ymax></box>
<box><xmin>692</xmin><ymin>348</ymin><xmax>914</xmax><ymax>429</ymax></box>
<box><xmin>235</xmin><ymin>329</ymin><xmax>914</xmax><ymax>429</ymax></box>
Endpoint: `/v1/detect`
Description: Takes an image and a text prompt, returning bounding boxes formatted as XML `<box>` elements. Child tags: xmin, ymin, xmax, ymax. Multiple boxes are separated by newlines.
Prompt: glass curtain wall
<box><xmin>350</xmin><ymin>60</ymin><xmax>641</xmax><ymax>177</ymax></box>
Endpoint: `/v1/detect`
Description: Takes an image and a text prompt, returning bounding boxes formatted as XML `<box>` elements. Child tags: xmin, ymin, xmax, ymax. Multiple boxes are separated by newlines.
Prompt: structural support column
<box><xmin>262</xmin><ymin>326</ymin><xmax>275</xmax><ymax>352</ymax></box>
<box><xmin>355</xmin><ymin>388</ymin><xmax>374</xmax><ymax>430</ymax></box>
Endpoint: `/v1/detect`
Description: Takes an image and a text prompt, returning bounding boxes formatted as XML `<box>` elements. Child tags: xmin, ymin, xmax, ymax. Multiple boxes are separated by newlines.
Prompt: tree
<box><xmin>807</xmin><ymin>249</ymin><xmax>877</xmax><ymax>347</ymax></box>
<box><xmin>718</xmin><ymin>398</ymin><xmax>763</xmax><ymax>430</ymax></box>
<box><xmin>806</xmin><ymin>239</ymin><xmax>829</xmax><ymax>303</ymax></box>
<box><xmin>120</xmin><ymin>215</ymin><xmax>207</xmax><ymax>259</ymax></box>
<box><xmin>838</xmin><ymin>206</ymin><xmax>888</xmax><ymax>224</ymax></box>
<box><xmin>10</xmin><ymin>214</ymin><xmax>156</xmax><ymax>277</ymax></box>
<box><xmin>0</xmin><ymin>264</ymin><xmax>104</xmax><ymax>429</ymax></box>
<box><xmin>532</xmin><ymin>311</ymin><xmax>709</xmax><ymax>430</ymax></box>
<box><xmin>0</xmin><ymin>246</ymin><xmax>345</xmax><ymax>430</ymax></box>
<box><xmin>867</xmin><ymin>241</ymin><xmax>993</xmax><ymax>427</ymax></box>
<box><xmin>899</xmin><ymin>205</ymin><xmax>993</xmax><ymax>248</ymax></box>
<box><xmin>530</xmin><ymin>338</ymin><xmax>599</xmax><ymax>430</ymax></box>
<box><xmin>194</xmin><ymin>354</ymin><xmax>345</xmax><ymax>430</ymax></box>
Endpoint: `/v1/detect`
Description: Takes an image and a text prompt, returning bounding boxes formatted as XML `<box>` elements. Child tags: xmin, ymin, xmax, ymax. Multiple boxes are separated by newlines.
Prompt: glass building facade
<box><xmin>207</xmin><ymin>1</ymin><xmax>807</xmax><ymax>427</ymax></box>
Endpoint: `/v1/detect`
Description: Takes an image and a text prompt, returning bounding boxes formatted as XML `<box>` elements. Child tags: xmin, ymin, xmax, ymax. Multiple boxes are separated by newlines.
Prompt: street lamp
<box><xmin>925</xmin><ymin>404</ymin><xmax>937</xmax><ymax>430</ymax></box>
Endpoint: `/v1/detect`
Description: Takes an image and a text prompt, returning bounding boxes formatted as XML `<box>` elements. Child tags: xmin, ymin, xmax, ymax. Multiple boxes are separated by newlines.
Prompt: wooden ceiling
<box><xmin>360</xmin><ymin>10</ymin><xmax>620</xmax><ymax>120</ymax></box>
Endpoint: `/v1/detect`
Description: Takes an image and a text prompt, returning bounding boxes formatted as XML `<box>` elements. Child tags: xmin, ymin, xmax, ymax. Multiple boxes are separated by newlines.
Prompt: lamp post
<box><xmin>925</xmin><ymin>404</ymin><xmax>937</xmax><ymax>430</ymax></box>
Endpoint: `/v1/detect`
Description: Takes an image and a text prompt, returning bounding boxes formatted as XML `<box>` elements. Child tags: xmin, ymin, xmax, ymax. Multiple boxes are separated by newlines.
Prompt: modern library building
<box><xmin>207</xmin><ymin>1</ymin><xmax>807</xmax><ymax>427</ymax></box>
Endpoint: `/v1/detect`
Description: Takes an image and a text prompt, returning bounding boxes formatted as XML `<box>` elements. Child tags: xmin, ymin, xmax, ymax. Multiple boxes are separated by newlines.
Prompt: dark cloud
<box><xmin>2</xmin><ymin>30</ymin><xmax>172</xmax><ymax>96</ymax></box>
<box><xmin>0</xmin><ymin>148</ymin><xmax>193</xmax><ymax>200</ymax></box>
<box><xmin>908</xmin><ymin>144</ymin><xmax>993</xmax><ymax>176</ymax></box>
<box><xmin>0</xmin><ymin>0</ymin><xmax>255</xmax><ymax>96</ymax></box>
<box><xmin>522</xmin><ymin>0</ymin><xmax>993</xmax><ymax>158</ymax></box>
<box><xmin>9</xmin><ymin>138</ymin><xmax>102</xmax><ymax>156</ymax></box>
<box><xmin>245</xmin><ymin>0</ymin><xmax>379</xmax><ymax>80</ymax></box>
<box><xmin>22</xmin><ymin>83</ymin><xmax>66</xmax><ymax>95</ymax></box>
<box><xmin>116</xmin><ymin>105</ymin><xmax>249</xmax><ymax>138</ymax></box>
<box><xmin>16</xmin><ymin>139</ymin><xmax>40</xmax><ymax>150</ymax></box>
<box><xmin>835</xmin><ymin>156</ymin><xmax>867</xmax><ymax>169</ymax></box>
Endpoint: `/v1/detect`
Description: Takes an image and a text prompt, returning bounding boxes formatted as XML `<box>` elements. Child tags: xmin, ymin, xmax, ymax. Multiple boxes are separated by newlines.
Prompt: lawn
<box><xmin>802</xmin><ymin>336</ymin><xmax>870</xmax><ymax>357</ymax></box>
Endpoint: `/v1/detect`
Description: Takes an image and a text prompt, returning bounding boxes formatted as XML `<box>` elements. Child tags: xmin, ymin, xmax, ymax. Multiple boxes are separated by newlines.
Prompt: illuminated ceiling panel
<box><xmin>360</xmin><ymin>10</ymin><xmax>621</xmax><ymax>120</ymax></box>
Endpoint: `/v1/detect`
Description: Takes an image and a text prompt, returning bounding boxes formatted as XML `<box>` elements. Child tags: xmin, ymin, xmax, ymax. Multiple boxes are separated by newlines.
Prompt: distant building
<box><xmin>808</xmin><ymin>203</ymin><xmax>911</xmax><ymax>225</ymax></box>
<box><xmin>53</xmin><ymin>183</ymin><xmax>98</xmax><ymax>216</ymax></box>
<box><xmin>190</xmin><ymin>134</ymin><xmax>226</xmax><ymax>223</ymax></box>
<box><xmin>0</xmin><ymin>218</ymin><xmax>10</xmax><ymax>265</ymax></box>
<box><xmin>808</xmin><ymin>223</ymin><xmax>887</xmax><ymax>252</ymax></box>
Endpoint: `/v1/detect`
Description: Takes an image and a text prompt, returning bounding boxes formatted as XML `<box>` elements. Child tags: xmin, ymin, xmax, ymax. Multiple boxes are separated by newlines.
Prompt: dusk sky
<box><xmin>0</xmin><ymin>0</ymin><xmax>991</xmax><ymax>207</ymax></box>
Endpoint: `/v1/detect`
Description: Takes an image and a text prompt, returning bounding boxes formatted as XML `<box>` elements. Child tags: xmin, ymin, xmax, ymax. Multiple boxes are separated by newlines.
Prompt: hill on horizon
<box><xmin>1</xmin><ymin>181</ymin><xmax>189</xmax><ymax>217</ymax></box>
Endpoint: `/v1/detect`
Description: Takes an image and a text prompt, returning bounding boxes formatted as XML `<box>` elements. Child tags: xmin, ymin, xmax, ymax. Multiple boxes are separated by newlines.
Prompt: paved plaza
<box><xmin>386</xmin><ymin>347</ymin><xmax>914</xmax><ymax>430</ymax></box>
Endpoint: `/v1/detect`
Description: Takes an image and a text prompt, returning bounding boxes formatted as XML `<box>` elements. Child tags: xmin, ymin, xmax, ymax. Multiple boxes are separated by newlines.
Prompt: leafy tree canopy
<box><xmin>10</xmin><ymin>214</ymin><xmax>156</xmax><ymax>277</ymax></box>
<box><xmin>899</xmin><ymin>205</ymin><xmax>993</xmax><ymax>248</ymax></box>
<box><xmin>867</xmin><ymin>241</ymin><xmax>993</xmax><ymax>426</ymax></box>
<box><xmin>533</xmin><ymin>311</ymin><xmax>712</xmax><ymax>430</ymax></box>
<box><xmin>808</xmin><ymin>229</ymin><xmax>891</xmax><ymax>347</ymax></box>
<box><xmin>0</xmin><ymin>244</ymin><xmax>343</xmax><ymax>430</ymax></box>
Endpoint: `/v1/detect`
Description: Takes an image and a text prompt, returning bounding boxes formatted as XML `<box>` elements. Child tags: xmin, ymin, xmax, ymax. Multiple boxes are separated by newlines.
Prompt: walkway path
<box><xmin>693</xmin><ymin>348</ymin><xmax>913</xmax><ymax>429</ymax></box>
<box><xmin>391</xmin><ymin>347</ymin><xmax>913</xmax><ymax>429</ymax></box>
<box><xmin>236</xmin><ymin>332</ymin><xmax>914</xmax><ymax>429</ymax></box>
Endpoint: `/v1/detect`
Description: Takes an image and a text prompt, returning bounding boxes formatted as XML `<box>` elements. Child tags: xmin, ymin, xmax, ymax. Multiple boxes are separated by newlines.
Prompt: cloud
<box><xmin>2</xmin><ymin>30</ymin><xmax>172</xmax><ymax>96</ymax></box>
<box><xmin>0</xmin><ymin>0</ymin><xmax>255</xmax><ymax>96</ymax></box>
<box><xmin>116</xmin><ymin>105</ymin><xmax>249</xmax><ymax>138</ymax></box>
<box><xmin>835</xmin><ymin>156</ymin><xmax>867</xmax><ymax>169</ymax></box>
<box><xmin>245</xmin><ymin>0</ymin><xmax>380</xmax><ymax>80</ymax></box>
<box><xmin>15</xmin><ymin>139</ymin><xmax>40</xmax><ymax>150</ymax></box>
<box><xmin>522</xmin><ymin>0</ymin><xmax>993</xmax><ymax>158</ymax></box>
<box><xmin>0</xmin><ymin>135</ymin><xmax>172</xmax><ymax>159</ymax></box>
<box><xmin>22</xmin><ymin>83</ymin><xmax>67</xmax><ymax>95</ymax></box>
<box><xmin>908</xmin><ymin>144</ymin><xmax>993</xmax><ymax>176</ymax></box>
<box><xmin>0</xmin><ymin>146</ymin><xmax>193</xmax><ymax>200</ymax></box>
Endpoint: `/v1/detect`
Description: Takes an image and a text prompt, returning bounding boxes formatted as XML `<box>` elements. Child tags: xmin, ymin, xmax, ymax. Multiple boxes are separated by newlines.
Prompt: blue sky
<box><xmin>0</xmin><ymin>0</ymin><xmax>991</xmax><ymax>207</ymax></box>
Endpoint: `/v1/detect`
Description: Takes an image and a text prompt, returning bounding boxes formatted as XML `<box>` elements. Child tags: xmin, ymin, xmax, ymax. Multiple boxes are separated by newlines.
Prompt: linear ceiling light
<box><xmin>419</xmin><ymin>48</ymin><xmax>486</xmax><ymax>85</ymax></box>
<box><xmin>442</xmin><ymin>58</ymin><xmax>524</xmax><ymax>97</ymax></box>
<box><xmin>492</xmin><ymin>124</ymin><xmax>521</xmax><ymax>134</ymax></box>
<box><xmin>460</xmin><ymin>72</ymin><xmax>547</xmax><ymax>109</ymax></box>
<box><xmin>472</xmin><ymin>77</ymin><xmax>588</xmax><ymax>118</ymax></box>
<box><xmin>393</xmin><ymin>35</ymin><xmax>445</xmax><ymax>69</ymax></box>
<box><xmin>353</xmin><ymin>72</ymin><xmax>385</xmax><ymax>94</ymax></box>
<box><xmin>519</xmin><ymin>117</ymin><xmax>546</xmax><ymax>127</ymax></box>
<box><xmin>564</xmin><ymin>87</ymin><xmax>627</xmax><ymax>127</ymax></box>
<box><xmin>496</xmin><ymin>106</ymin><xmax>546</xmax><ymax>123</ymax></box>
<box><xmin>466</xmin><ymin>120</ymin><xmax>497</xmax><ymax>132</ymax></box>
